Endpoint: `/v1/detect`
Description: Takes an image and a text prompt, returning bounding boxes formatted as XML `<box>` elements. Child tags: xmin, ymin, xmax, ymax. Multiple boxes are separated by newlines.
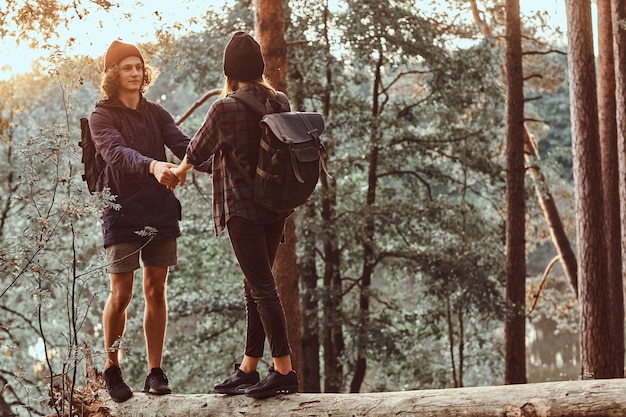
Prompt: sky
<box><xmin>0</xmin><ymin>0</ymin><xmax>571</xmax><ymax>80</ymax></box>
<box><xmin>0</xmin><ymin>0</ymin><xmax>227</xmax><ymax>79</ymax></box>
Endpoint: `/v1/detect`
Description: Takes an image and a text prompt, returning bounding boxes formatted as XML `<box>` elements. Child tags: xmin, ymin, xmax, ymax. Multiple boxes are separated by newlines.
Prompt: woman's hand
<box><xmin>152</xmin><ymin>161</ymin><xmax>180</xmax><ymax>190</ymax></box>
<box><xmin>170</xmin><ymin>165</ymin><xmax>188</xmax><ymax>187</ymax></box>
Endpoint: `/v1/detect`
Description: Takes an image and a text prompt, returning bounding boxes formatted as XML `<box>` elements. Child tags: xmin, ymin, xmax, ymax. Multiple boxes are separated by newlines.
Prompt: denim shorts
<box><xmin>105</xmin><ymin>238</ymin><xmax>177</xmax><ymax>273</ymax></box>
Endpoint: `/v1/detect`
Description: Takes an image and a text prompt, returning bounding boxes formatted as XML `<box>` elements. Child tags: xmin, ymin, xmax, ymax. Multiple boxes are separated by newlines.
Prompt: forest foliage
<box><xmin>0</xmin><ymin>1</ymin><xmax>577</xmax><ymax>415</ymax></box>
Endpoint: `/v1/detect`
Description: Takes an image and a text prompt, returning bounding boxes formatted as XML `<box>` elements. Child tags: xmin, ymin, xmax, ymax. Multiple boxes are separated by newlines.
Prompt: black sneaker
<box><xmin>214</xmin><ymin>363</ymin><xmax>260</xmax><ymax>395</ymax></box>
<box><xmin>104</xmin><ymin>365</ymin><xmax>133</xmax><ymax>402</ymax></box>
<box><xmin>244</xmin><ymin>367</ymin><xmax>298</xmax><ymax>398</ymax></box>
<box><xmin>142</xmin><ymin>367</ymin><xmax>172</xmax><ymax>395</ymax></box>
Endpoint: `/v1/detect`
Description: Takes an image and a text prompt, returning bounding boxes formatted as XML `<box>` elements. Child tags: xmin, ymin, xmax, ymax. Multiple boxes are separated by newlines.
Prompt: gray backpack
<box><xmin>226</xmin><ymin>90</ymin><xmax>329</xmax><ymax>212</ymax></box>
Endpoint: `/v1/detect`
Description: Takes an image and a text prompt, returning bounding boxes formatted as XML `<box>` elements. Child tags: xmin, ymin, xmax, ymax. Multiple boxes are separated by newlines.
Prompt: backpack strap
<box><xmin>80</xmin><ymin>106</ymin><xmax>122</xmax><ymax>192</ymax></box>
<box><xmin>219</xmin><ymin>91</ymin><xmax>256</xmax><ymax>188</ymax></box>
<box><xmin>231</xmin><ymin>90</ymin><xmax>267</xmax><ymax>117</ymax></box>
<box><xmin>272</xmin><ymin>91</ymin><xmax>290</xmax><ymax>113</ymax></box>
<box><xmin>220</xmin><ymin>141</ymin><xmax>254</xmax><ymax>189</ymax></box>
<box><xmin>232</xmin><ymin>89</ymin><xmax>290</xmax><ymax>116</ymax></box>
<box><xmin>295</xmin><ymin>113</ymin><xmax>331</xmax><ymax>179</ymax></box>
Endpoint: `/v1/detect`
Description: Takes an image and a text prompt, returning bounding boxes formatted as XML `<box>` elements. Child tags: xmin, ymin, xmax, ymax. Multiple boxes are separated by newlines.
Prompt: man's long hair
<box><xmin>99</xmin><ymin>64</ymin><xmax>155</xmax><ymax>99</ymax></box>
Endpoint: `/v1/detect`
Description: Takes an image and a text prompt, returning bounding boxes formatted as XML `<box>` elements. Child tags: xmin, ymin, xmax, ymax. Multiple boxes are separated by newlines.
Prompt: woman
<box><xmin>172</xmin><ymin>31</ymin><xmax>298</xmax><ymax>398</ymax></box>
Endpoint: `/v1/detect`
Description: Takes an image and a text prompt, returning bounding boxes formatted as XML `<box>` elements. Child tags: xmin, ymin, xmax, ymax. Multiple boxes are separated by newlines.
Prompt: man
<box><xmin>89</xmin><ymin>40</ymin><xmax>195</xmax><ymax>402</ymax></box>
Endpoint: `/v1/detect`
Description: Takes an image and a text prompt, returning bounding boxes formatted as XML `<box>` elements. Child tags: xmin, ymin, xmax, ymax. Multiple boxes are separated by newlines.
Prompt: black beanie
<box><xmin>223</xmin><ymin>31</ymin><xmax>265</xmax><ymax>81</ymax></box>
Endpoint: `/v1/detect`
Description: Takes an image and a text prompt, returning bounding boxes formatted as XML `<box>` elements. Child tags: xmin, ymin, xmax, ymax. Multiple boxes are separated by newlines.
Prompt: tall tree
<box><xmin>253</xmin><ymin>0</ymin><xmax>304</xmax><ymax>383</ymax></box>
<box><xmin>596</xmin><ymin>0</ymin><xmax>624</xmax><ymax>378</ymax></box>
<box><xmin>319</xmin><ymin>0</ymin><xmax>344</xmax><ymax>392</ymax></box>
<box><xmin>299</xmin><ymin>201</ymin><xmax>322</xmax><ymax>393</ymax></box>
<box><xmin>565</xmin><ymin>0</ymin><xmax>612</xmax><ymax>378</ymax></box>
<box><xmin>613</xmin><ymin>0</ymin><xmax>626</xmax><ymax>378</ymax></box>
<box><xmin>296</xmin><ymin>0</ymin><xmax>339</xmax><ymax>393</ymax></box>
<box><xmin>504</xmin><ymin>0</ymin><xmax>527</xmax><ymax>385</ymax></box>
<box><xmin>469</xmin><ymin>0</ymin><xmax>578</xmax><ymax>296</ymax></box>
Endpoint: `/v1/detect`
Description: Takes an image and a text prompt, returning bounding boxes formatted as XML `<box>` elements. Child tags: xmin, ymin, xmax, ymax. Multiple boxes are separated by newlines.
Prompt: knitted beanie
<box><xmin>104</xmin><ymin>41</ymin><xmax>144</xmax><ymax>72</ymax></box>
<box><xmin>223</xmin><ymin>31</ymin><xmax>265</xmax><ymax>81</ymax></box>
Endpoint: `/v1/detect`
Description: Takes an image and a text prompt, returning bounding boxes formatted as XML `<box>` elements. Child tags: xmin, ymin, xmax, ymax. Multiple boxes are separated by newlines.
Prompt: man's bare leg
<box><xmin>143</xmin><ymin>266</ymin><xmax>169</xmax><ymax>370</ymax></box>
<box><xmin>103</xmin><ymin>271</ymin><xmax>134</xmax><ymax>369</ymax></box>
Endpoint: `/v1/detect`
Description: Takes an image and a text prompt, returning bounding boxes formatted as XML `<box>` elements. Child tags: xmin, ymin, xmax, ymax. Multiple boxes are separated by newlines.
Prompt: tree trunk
<box><xmin>320</xmin><ymin>0</ymin><xmax>345</xmax><ymax>393</ymax></box>
<box><xmin>471</xmin><ymin>0</ymin><xmax>578</xmax><ymax>297</ymax></box>
<box><xmin>89</xmin><ymin>379</ymin><xmax>626</xmax><ymax>417</ymax></box>
<box><xmin>613</xmin><ymin>0</ymin><xmax>626</xmax><ymax>379</ymax></box>
<box><xmin>565</xmin><ymin>0</ymin><xmax>611</xmax><ymax>378</ymax></box>
<box><xmin>504</xmin><ymin>0</ymin><xmax>527</xmax><ymax>385</ymax></box>
<box><xmin>596</xmin><ymin>0</ymin><xmax>624</xmax><ymax>378</ymax></box>
<box><xmin>322</xmin><ymin>204</ymin><xmax>344</xmax><ymax>394</ymax></box>
<box><xmin>253</xmin><ymin>0</ymin><xmax>304</xmax><ymax>381</ymax></box>
<box><xmin>0</xmin><ymin>377</ymin><xmax>13</xmax><ymax>417</ymax></box>
<box><xmin>0</xmin><ymin>106</ymin><xmax>17</xmax><ymax>239</ymax></box>
<box><xmin>300</xmin><ymin>202</ymin><xmax>321</xmax><ymax>393</ymax></box>
<box><xmin>288</xmin><ymin>53</ymin><xmax>322</xmax><ymax>393</ymax></box>
<box><xmin>523</xmin><ymin>131</ymin><xmax>578</xmax><ymax>296</ymax></box>
<box><xmin>349</xmin><ymin>49</ymin><xmax>383</xmax><ymax>394</ymax></box>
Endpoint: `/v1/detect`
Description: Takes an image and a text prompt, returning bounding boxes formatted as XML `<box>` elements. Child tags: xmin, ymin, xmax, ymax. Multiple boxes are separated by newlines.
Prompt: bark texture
<box><xmin>523</xmin><ymin>131</ymin><xmax>577</xmax><ymax>296</ymax></box>
<box><xmin>86</xmin><ymin>379</ymin><xmax>626</xmax><ymax>417</ymax></box>
<box><xmin>596</xmin><ymin>0</ymin><xmax>624</xmax><ymax>378</ymax></box>
<box><xmin>471</xmin><ymin>0</ymin><xmax>578</xmax><ymax>295</ymax></box>
<box><xmin>614</xmin><ymin>0</ymin><xmax>626</xmax><ymax>377</ymax></box>
<box><xmin>320</xmin><ymin>2</ymin><xmax>344</xmax><ymax>393</ymax></box>
<box><xmin>565</xmin><ymin>0</ymin><xmax>611</xmax><ymax>378</ymax></box>
<box><xmin>504</xmin><ymin>0</ymin><xmax>527</xmax><ymax>385</ymax></box>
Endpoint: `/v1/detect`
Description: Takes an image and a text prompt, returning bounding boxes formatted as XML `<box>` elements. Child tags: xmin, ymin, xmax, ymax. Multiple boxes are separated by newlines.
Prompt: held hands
<box><xmin>152</xmin><ymin>161</ymin><xmax>180</xmax><ymax>190</ymax></box>
<box><xmin>170</xmin><ymin>165</ymin><xmax>188</xmax><ymax>187</ymax></box>
<box><xmin>150</xmin><ymin>159</ymin><xmax>193</xmax><ymax>190</ymax></box>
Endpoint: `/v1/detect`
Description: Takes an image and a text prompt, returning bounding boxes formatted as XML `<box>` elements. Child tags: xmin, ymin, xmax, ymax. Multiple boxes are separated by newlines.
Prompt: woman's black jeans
<box><xmin>226</xmin><ymin>215</ymin><xmax>291</xmax><ymax>358</ymax></box>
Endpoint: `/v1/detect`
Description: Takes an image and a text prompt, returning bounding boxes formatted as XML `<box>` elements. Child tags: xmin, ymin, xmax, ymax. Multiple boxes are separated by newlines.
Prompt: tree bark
<box><xmin>300</xmin><ymin>202</ymin><xmax>322</xmax><ymax>393</ymax></box>
<box><xmin>613</xmin><ymin>0</ymin><xmax>626</xmax><ymax>378</ymax></box>
<box><xmin>253</xmin><ymin>0</ymin><xmax>304</xmax><ymax>381</ymax></box>
<box><xmin>596</xmin><ymin>0</ymin><xmax>624</xmax><ymax>378</ymax></box>
<box><xmin>471</xmin><ymin>0</ymin><xmax>578</xmax><ymax>296</ymax></box>
<box><xmin>0</xmin><ymin>376</ymin><xmax>14</xmax><ymax>417</ymax></box>
<box><xmin>288</xmin><ymin>53</ymin><xmax>321</xmax><ymax>393</ymax></box>
<box><xmin>319</xmin><ymin>0</ymin><xmax>345</xmax><ymax>394</ymax></box>
<box><xmin>88</xmin><ymin>379</ymin><xmax>626</xmax><ymax>417</ymax></box>
<box><xmin>523</xmin><ymin>131</ymin><xmax>578</xmax><ymax>296</ymax></box>
<box><xmin>565</xmin><ymin>0</ymin><xmax>611</xmax><ymax>378</ymax></box>
<box><xmin>349</xmin><ymin>49</ymin><xmax>383</xmax><ymax>394</ymax></box>
<box><xmin>504</xmin><ymin>0</ymin><xmax>527</xmax><ymax>385</ymax></box>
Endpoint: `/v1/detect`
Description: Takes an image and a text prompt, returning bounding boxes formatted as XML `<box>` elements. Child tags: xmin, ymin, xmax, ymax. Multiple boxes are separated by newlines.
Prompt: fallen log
<box><xmin>92</xmin><ymin>378</ymin><xmax>626</xmax><ymax>417</ymax></box>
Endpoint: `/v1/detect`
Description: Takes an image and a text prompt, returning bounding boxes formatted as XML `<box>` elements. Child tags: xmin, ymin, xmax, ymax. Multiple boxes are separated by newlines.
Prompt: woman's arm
<box><xmin>171</xmin><ymin>155</ymin><xmax>194</xmax><ymax>186</ymax></box>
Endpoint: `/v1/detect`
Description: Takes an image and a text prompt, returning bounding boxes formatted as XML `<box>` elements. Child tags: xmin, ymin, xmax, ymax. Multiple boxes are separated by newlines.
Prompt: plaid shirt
<box><xmin>186</xmin><ymin>84</ymin><xmax>291</xmax><ymax>235</ymax></box>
